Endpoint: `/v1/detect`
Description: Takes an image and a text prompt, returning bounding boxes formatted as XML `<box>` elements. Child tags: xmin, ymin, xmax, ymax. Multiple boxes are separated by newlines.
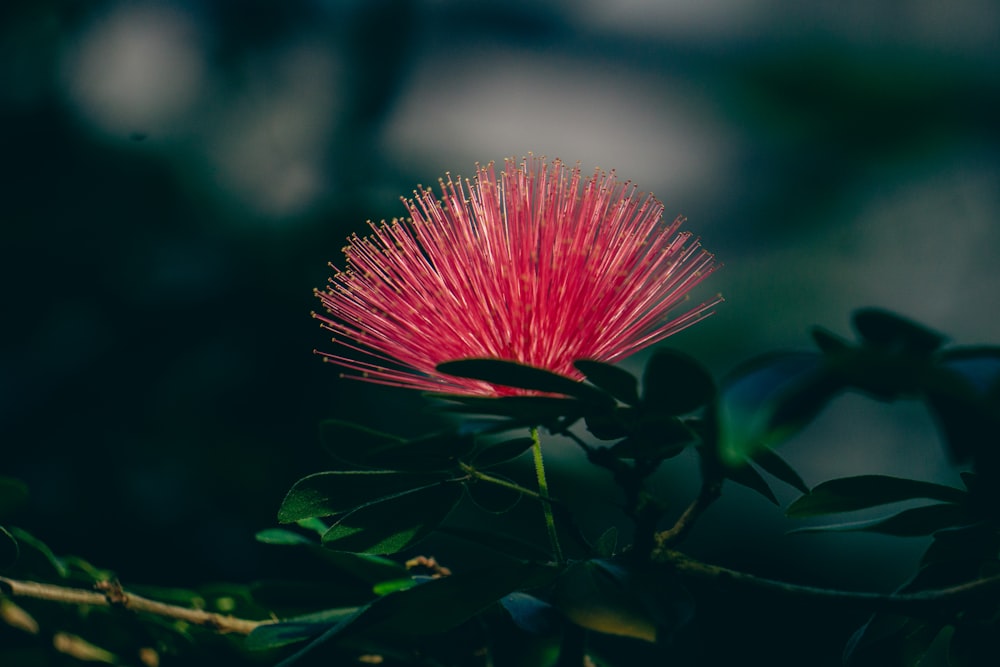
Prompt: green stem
<box><xmin>531</xmin><ymin>427</ymin><xmax>564</xmax><ymax>564</ymax></box>
<box><xmin>459</xmin><ymin>463</ymin><xmax>544</xmax><ymax>501</ymax></box>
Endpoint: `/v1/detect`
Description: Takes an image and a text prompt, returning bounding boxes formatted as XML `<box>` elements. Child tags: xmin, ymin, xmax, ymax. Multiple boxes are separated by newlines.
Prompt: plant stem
<box><xmin>459</xmin><ymin>463</ymin><xmax>545</xmax><ymax>501</ymax></box>
<box><xmin>655</xmin><ymin>550</ymin><xmax>1000</xmax><ymax>617</ymax></box>
<box><xmin>652</xmin><ymin>476</ymin><xmax>722</xmax><ymax>551</ymax></box>
<box><xmin>0</xmin><ymin>576</ymin><xmax>269</xmax><ymax>635</ymax></box>
<box><xmin>531</xmin><ymin>427</ymin><xmax>564</xmax><ymax>564</ymax></box>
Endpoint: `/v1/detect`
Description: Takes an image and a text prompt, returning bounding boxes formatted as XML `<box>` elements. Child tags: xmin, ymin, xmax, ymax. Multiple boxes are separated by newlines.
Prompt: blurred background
<box><xmin>2</xmin><ymin>0</ymin><xmax>999</xmax><ymax>664</ymax></box>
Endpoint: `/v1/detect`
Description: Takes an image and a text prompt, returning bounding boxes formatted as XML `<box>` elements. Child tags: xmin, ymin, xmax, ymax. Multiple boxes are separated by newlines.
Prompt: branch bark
<box><xmin>0</xmin><ymin>576</ymin><xmax>271</xmax><ymax>635</ymax></box>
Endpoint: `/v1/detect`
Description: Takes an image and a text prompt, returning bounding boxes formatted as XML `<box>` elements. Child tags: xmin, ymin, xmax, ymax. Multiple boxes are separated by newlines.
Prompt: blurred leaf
<box><xmin>642</xmin><ymin>349</ymin><xmax>715</xmax><ymax>416</ymax></box>
<box><xmin>810</xmin><ymin>326</ymin><xmax>853</xmax><ymax>355</ymax></box>
<box><xmin>6</xmin><ymin>527</ymin><xmax>67</xmax><ymax>579</ymax></box>
<box><xmin>472</xmin><ymin>437</ymin><xmax>534</xmax><ymax>467</ymax></box>
<box><xmin>0</xmin><ymin>526</ymin><xmax>18</xmax><ymax>567</ymax></box>
<box><xmin>844</xmin><ymin>614</ymin><xmax>945</xmax><ymax>667</ymax></box>
<box><xmin>256</xmin><ymin>529</ymin><xmax>313</xmax><ymax>546</ymax></box>
<box><xmin>751</xmin><ymin>447</ymin><xmax>809</xmax><ymax>494</ymax></box>
<box><xmin>553</xmin><ymin>560</ymin><xmax>691</xmax><ymax>643</ymax></box>
<box><xmin>584</xmin><ymin>410</ymin><xmax>630</xmax><ymax>441</ymax></box>
<box><xmin>278</xmin><ymin>471</ymin><xmax>448</xmax><ymax>523</ymax></box>
<box><xmin>852</xmin><ymin>308</ymin><xmax>947</xmax><ymax>354</ymax></box>
<box><xmin>574</xmin><ymin>360</ymin><xmax>640</xmax><ymax>406</ymax></box>
<box><xmin>594</xmin><ymin>527</ymin><xmax>618</xmax><ymax>558</ymax></box>
<box><xmin>604</xmin><ymin>412</ymin><xmax>695</xmax><ymax>459</ymax></box>
<box><xmin>373</xmin><ymin>578</ymin><xmax>422</xmax><ymax>596</ymax></box>
<box><xmin>322</xmin><ymin>482</ymin><xmax>462</xmax><ymax>554</ymax></box>
<box><xmin>320</xmin><ymin>420</ymin><xmax>473</xmax><ymax>471</ymax></box>
<box><xmin>717</xmin><ymin>352</ymin><xmax>835</xmax><ymax>464</ymax></box>
<box><xmin>437</xmin><ymin>359</ymin><xmax>613</xmax><ymax>406</ymax></box>
<box><xmin>246</xmin><ymin>607</ymin><xmax>362</xmax><ymax>651</ymax></box>
<box><xmin>0</xmin><ymin>477</ymin><xmax>28</xmax><ymax>518</ymax></box>
<box><xmin>725</xmin><ymin>463</ymin><xmax>778</xmax><ymax>505</ymax></box>
<box><xmin>500</xmin><ymin>592</ymin><xmax>562</xmax><ymax>635</ymax></box>
<box><xmin>949</xmin><ymin>619</ymin><xmax>1000</xmax><ymax>667</ymax></box>
<box><xmin>296</xmin><ymin>517</ymin><xmax>329</xmax><ymax>537</ymax></box>
<box><xmin>925</xmin><ymin>347</ymin><xmax>1000</xmax><ymax>463</ymax></box>
<box><xmin>787</xmin><ymin>475</ymin><xmax>967</xmax><ymax>517</ymax></box>
<box><xmin>790</xmin><ymin>503</ymin><xmax>972</xmax><ymax>536</ymax></box>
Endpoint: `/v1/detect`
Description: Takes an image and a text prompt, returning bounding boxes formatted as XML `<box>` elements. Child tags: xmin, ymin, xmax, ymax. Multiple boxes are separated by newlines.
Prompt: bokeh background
<box><xmin>3</xmin><ymin>0</ymin><xmax>999</xmax><ymax>664</ymax></box>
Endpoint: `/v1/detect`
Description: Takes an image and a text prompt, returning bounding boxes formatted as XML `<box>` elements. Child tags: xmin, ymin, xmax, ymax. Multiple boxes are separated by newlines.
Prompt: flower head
<box><xmin>314</xmin><ymin>156</ymin><xmax>721</xmax><ymax>396</ymax></box>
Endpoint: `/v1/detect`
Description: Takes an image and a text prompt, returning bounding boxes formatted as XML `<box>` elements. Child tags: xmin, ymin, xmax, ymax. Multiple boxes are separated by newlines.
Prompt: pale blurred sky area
<box><xmin>22</xmin><ymin>0</ymin><xmax>996</xmax><ymax>349</ymax></box>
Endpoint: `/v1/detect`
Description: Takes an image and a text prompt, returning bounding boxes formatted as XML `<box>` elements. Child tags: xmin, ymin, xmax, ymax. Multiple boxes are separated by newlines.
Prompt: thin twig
<box><xmin>0</xmin><ymin>576</ymin><xmax>271</xmax><ymax>635</ymax></box>
<box><xmin>655</xmin><ymin>550</ymin><xmax>1000</xmax><ymax>617</ymax></box>
<box><xmin>652</xmin><ymin>477</ymin><xmax>723</xmax><ymax>551</ymax></box>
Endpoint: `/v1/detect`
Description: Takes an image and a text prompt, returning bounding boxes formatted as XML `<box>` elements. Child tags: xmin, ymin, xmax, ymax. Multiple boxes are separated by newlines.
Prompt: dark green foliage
<box><xmin>278</xmin><ymin>471</ymin><xmax>450</xmax><ymax>522</ymax></box>
<box><xmin>852</xmin><ymin>308</ymin><xmax>948</xmax><ymax>355</ymax></box>
<box><xmin>642</xmin><ymin>349</ymin><xmax>716</xmax><ymax>416</ymax></box>
<box><xmin>437</xmin><ymin>358</ymin><xmax>615</xmax><ymax>406</ymax></box>
<box><xmin>321</xmin><ymin>482</ymin><xmax>463</xmax><ymax>554</ymax></box>
<box><xmin>787</xmin><ymin>475</ymin><xmax>968</xmax><ymax>517</ymax></box>
<box><xmin>575</xmin><ymin>360</ymin><xmax>641</xmax><ymax>406</ymax></box>
<box><xmin>319</xmin><ymin>420</ymin><xmax>475</xmax><ymax>471</ymax></box>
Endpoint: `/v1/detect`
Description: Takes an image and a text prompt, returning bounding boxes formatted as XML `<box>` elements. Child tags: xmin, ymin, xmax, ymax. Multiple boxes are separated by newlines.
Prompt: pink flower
<box><xmin>314</xmin><ymin>156</ymin><xmax>721</xmax><ymax>396</ymax></box>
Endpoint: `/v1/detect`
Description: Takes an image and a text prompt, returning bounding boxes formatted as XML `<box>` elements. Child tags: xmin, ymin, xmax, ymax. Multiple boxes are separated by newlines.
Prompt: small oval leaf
<box><xmin>574</xmin><ymin>360</ymin><xmax>640</xmax><ymax>406</ymax></box>
<box><xmin>278</xmin><ymin>471</ymin><xmax>447</xmax><ymax>523</ymax></box>
<box><xmin>642</xmin><ymin>349</ymin><xmax>715</xmax><ymax>415</ymax></box>
<box><xmin>786</xmin><ymin>475</ymin><xmax>967</xmax><ymax>518</ymax></box>
<box><xmin>790</xmin><ymin>503</ymin><xmax>972</xmax><ymax>536</ymax></box>
<box><xmin>852</xmin><ymin>308</ymin><xmax>947</xmax><ymax>354</ymax></box>
<box><xmin>438</xmin><ymin>359</ymin><xmax>613</xmax><ymax>405</ymax></box>
<box><xmin>322</xmin><ymin>482</ymin><xmax>463</xmax><ymax>554</ymax></box>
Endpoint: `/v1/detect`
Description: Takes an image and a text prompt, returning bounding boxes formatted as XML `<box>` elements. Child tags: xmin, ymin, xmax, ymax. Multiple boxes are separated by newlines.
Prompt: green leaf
<box><xmin>465</xmin><ymin>474</ymin><xmax>523</xmax><ymax>514</ymax></box>
<box><xmin>552</xmin><ymin>560</ymin><xmax>692</xmax><ymax>642</ymax></box>
<box><xmin>844</xmin><ymin>614</ymin><xmax>946</xmax><ymax>667</ymax></box>
<box><xmin>789</xmin><ymin>503</ymin><xmax>972</xmax><ymax>536</ymax></box>
<box><xmin>362</xmin><ymin>561</ymin><xmax>560</xmax><ymax>637</ymax></box>
<box><xmin>255</xmin><ymin>528</ymin><xmax>313</xmax><ymax>546</ymax></box>
<box><xmin>500</xmin><ymin>592</ymin><xmax>561</xmax><ymax>636</ymax></box>
<box><xmin>717</xmin><ymin>352</ymin><xmax>836</xmax><ymax>464</ymax></box>
<box><xmin>255</xmin><ymin>528</ymin><xmax>408</xmax><ymax>582</ymax></box>
<box><xmin>0</xmin><ymin>526</ymin><xmax>18</xmax><ymax>567</ymax></box>
<box><xmin>852</xmin><ymin>308</ymin><xmax>947</xmax><ymax>354</ymax></box>
<box><xmin>0</xmin><ymin>477</ymin><xmax>28</xmax><ymax>519</ymax></box>
<box><xmin>751</xmin><ymin>447</ymin><xmax>809</xmax><ymax>494</ymax></box>
<box><xmin>245</xmin><ymin>607</ymin><xmax>362</xmax><ymax>651</ymax></box>
<box><xmin>6</xmin><ymin>527</ymin><xmax>67</xmax><ymax>578</ymax></box>
<box><xmin>437</xmin><ymin>359</ymin><xmax>613</xmax><ymax>406</ymax></box>
<box><xmin>322</xmin><ymin>482</ymin><xmax>462</xmax><ymax>554</ymax></box>
<box><xmin>949</xmin><ymin>619</ymin><xmax>1000</xmax><ymax>667</ymax></box>
<box><xmin>607</xmin><ymin>415</ymin><xmax>694</xmax><ymax>460</ymax></box>
<box><xmin>725</xmin><ymin>463</ymin><xmax>778</xmax><ymax>505</ymax></box>
<box><xmin>810</xmin><ymin>326</ymin><xmax>853</xmax><ymax>355</ymax></box>
<box><xmin>437</xmin><ymin>395</ymin><xmax>584</xmax><ymax>425</ymax></box>
<box><xmin>372</xmin><ymin>578</ymin><xmax>420</xmax><ymax>596</ymax></box>
<box><xmin>319</xmin><ymin>420</ymin><xmax>474</xmax><ymax>471</ymax></box>
<box><xmin>642</xmin><ymin>349</ymin><xmax>715</xmax><ymax>415</ymax></box>
<box><xmin>437</xmin><ymin>526</ymin><xmax>553</xmax><ymax>561</ymax></box>
<box><xmin>594</xmin><ymin>527</ymin><xmax>618</xmax><ymax>558</ymax></box>
<box><xmin>786</xmin><ymin>475</ymin><xmax>967</xmax><ymax>518</ymax></box>
<box><xmin>472</xmin><ymin>437</ymin><xmax>535</xmax><ymax>467</ymax></box>
<box><xmin>278</xmin><ymin>471</ymin><xmax>448</xmax><ymax>523</ymax></box>
<box><xmin>574</xmin><ymin>360</ymin><xmax>640</xmax><ymax>406</ymax></box>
